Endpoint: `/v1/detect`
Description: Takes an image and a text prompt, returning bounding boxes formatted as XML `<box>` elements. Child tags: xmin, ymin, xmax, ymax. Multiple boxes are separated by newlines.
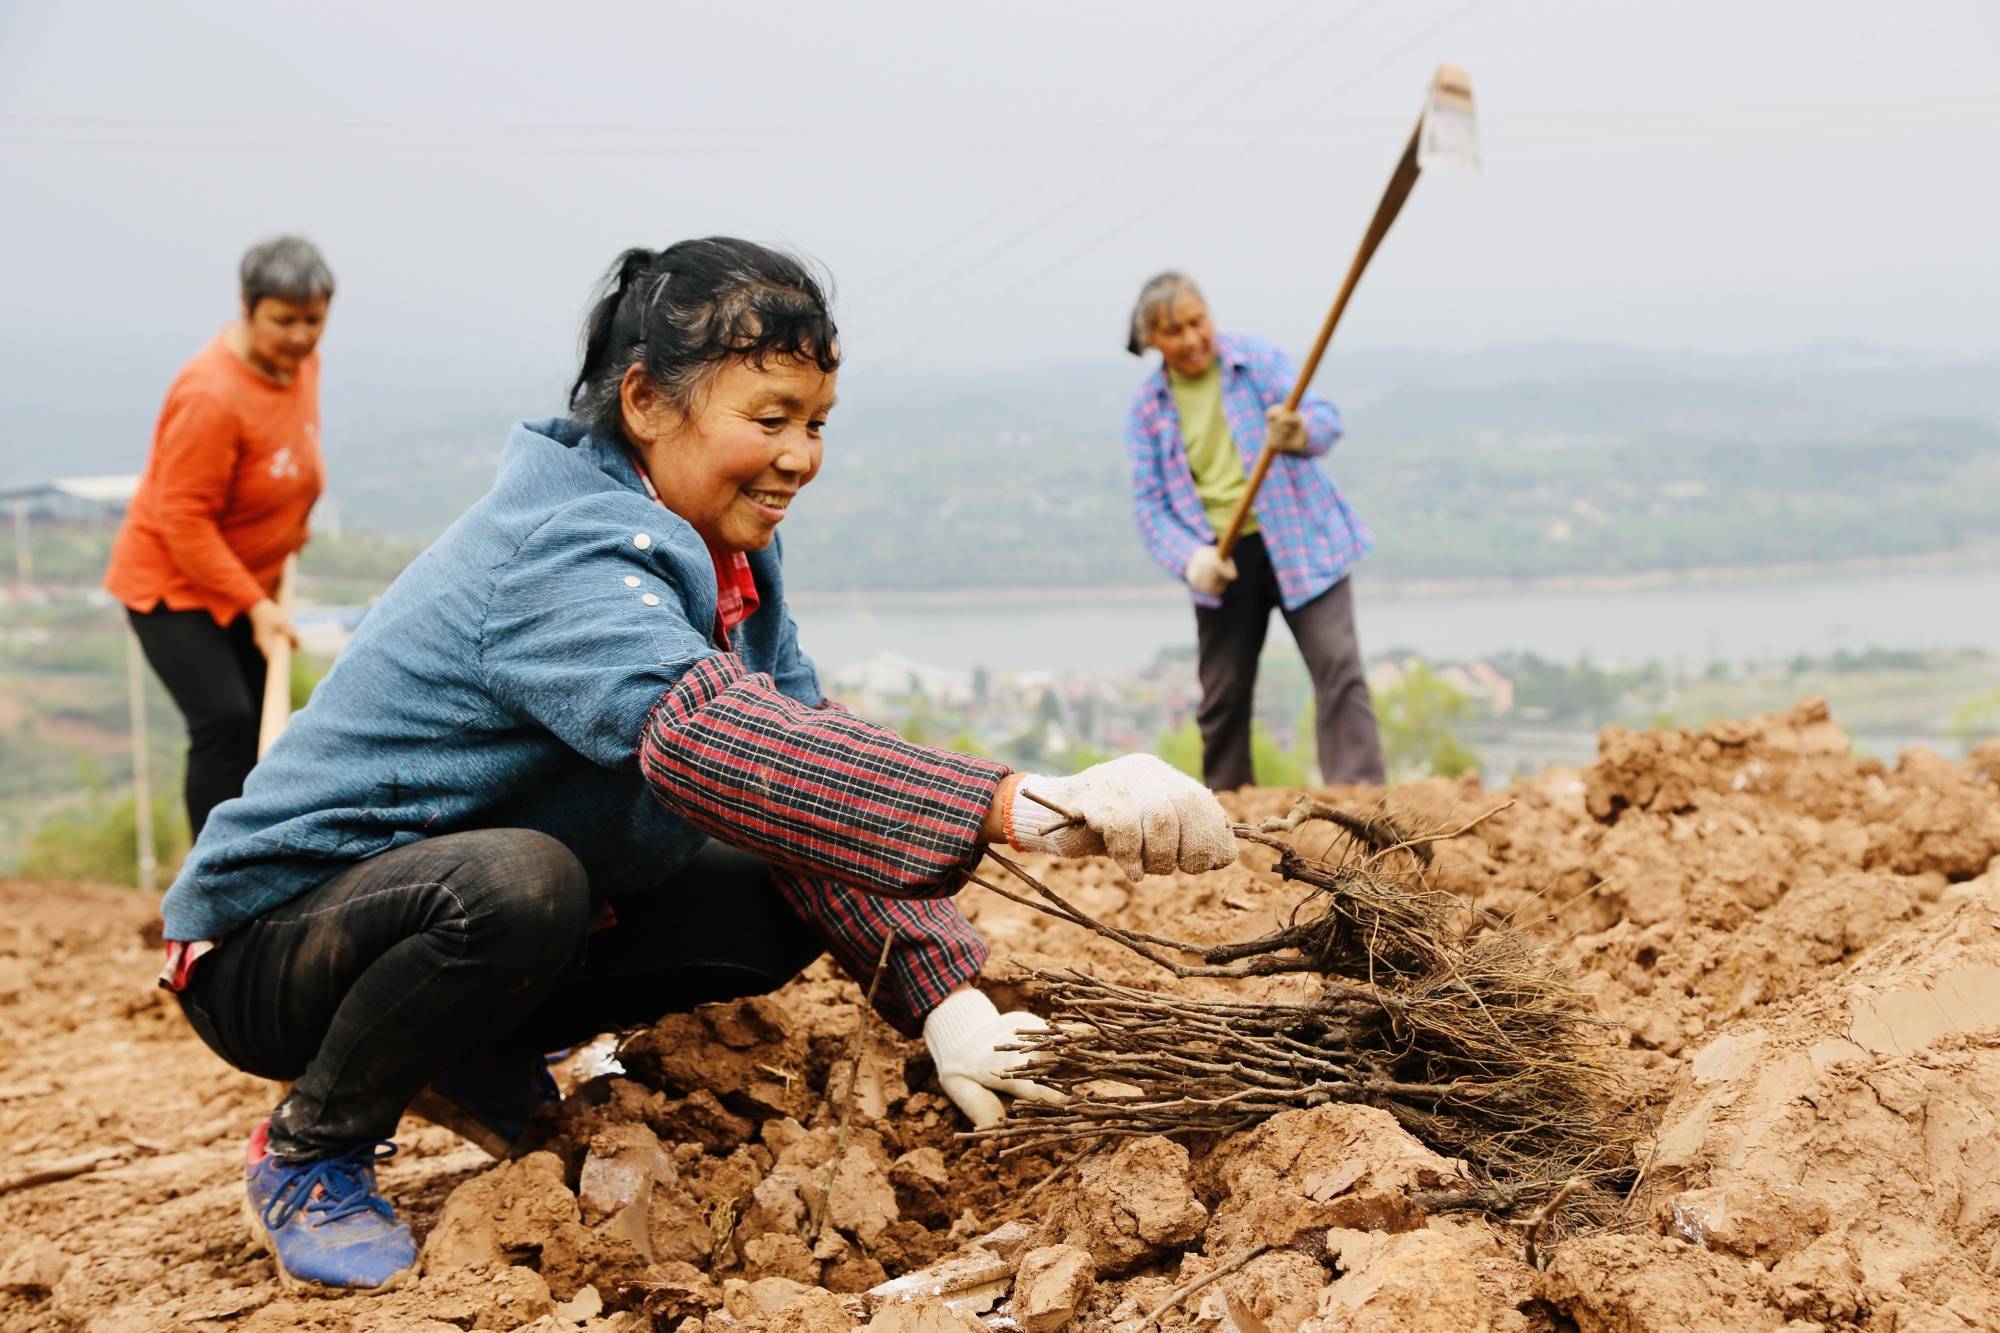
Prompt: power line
<box><xmin>863</xmin><ymin>0</ymin><xmax>1482</xmax><ymax>365</ymax></box>
<box><xmin>3</xmin><ymin>96</ymin><xmax>1988</xmax><ymax>156</ymax></box>
<box><xmin>850</xmin><ymin>0</ymin><xmax>1392</xmax><ymax>318</ymax></box>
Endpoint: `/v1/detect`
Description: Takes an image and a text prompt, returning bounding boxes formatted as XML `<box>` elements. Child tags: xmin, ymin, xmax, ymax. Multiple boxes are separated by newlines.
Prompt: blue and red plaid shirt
<box><xmin>1124</xmin><ymin>331</ymin><xmax>1371</xmax><ymax>611</ymax></box>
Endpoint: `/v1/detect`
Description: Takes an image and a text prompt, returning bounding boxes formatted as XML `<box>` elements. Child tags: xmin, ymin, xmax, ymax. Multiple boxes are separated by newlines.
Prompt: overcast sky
<box><xmin>3</xmin><ymin>0</ymin><xmax>1997</xmax><ymax>383</ymax></box>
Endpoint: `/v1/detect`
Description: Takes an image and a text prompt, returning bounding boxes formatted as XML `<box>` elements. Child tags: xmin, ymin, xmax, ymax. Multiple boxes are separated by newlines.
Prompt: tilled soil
<box><xmin>3</xmin><ymin>698</ymin><xmax>1998</xmax><ymax>1331</ymax></box>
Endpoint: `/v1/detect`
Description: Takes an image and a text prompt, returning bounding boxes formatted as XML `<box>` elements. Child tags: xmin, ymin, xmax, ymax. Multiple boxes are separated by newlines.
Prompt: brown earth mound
<box><xmin>2</xmin><ymin>698</ymin><xmax>1997</xmax><ymax>1331</ymax></box>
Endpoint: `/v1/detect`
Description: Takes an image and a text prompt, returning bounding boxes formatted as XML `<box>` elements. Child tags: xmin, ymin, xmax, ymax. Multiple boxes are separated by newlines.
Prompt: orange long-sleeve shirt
<box><xmin>105</xmin><ymin>332</ymin><xmax>323</xmax><ymax>626</ymax></box>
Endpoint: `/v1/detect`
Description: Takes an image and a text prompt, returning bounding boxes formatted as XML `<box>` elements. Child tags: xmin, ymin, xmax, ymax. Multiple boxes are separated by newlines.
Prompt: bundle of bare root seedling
<box><xmin>966</xmin><ymin>797</ymin><xmax>1643</xmax><ymax>1227</ymax></box>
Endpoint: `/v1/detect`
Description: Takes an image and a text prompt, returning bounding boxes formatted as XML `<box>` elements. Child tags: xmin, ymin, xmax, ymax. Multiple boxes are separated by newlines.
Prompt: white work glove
<box><xmin>923</xmin><ymin>988</ymin><xmax>1065</xmax><ymax>1130</ymax></box>
<box><xmin>1184</xmin><ymin>545</ymin><xmax>1237</xmax><ymax>597</ymax></box>
<box><xmin>1008</xmin><ymin>753</ymin><xmax>1238</xmax><ymax>879</ymax></box>
<box><xmin>1265</xmin><ymin>404</ymin><xmax>1309</xmax><ymax>455</ymax></box>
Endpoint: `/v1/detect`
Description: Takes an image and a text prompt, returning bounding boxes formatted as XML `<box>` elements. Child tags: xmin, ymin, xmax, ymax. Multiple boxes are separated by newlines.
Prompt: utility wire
<box><xmin>4</xmin><ymin>97</ymin><xmax>1988</xmax><ymax>155</ymax></box>
<box><xmin>845</xmin><ymin>0</ymin><xmax>1335</xmax><ymax>310</ymax></box>
<box><xmin>863</xmin><ymin>0</ymin><xmax>1481</xmax><ymax>365</ymax></box>
<box><xmin>846</xmin><ymin>0</ymin><xmax>1394</xmax><ymax>328</ymax></box>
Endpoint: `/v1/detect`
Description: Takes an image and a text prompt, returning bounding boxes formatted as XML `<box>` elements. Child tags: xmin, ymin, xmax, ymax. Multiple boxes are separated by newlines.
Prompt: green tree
<box><xmin>1154</xmin><ymin>720</ymin><xmax>1203</xmax><ymax>780</ymax></box>
<box><xmin>1251</xmin><ymin>725</ymin><xmax>1307</xmax><ymax>788</ymax></box>
<box><xmin>20</xmin><ymin>779</ymin><xmax>190</xmax><ymax>887</ymax></box>
<box><xmin>998</xmin><ymin>726</ymin><xmax>1048</xmax><ymax>770</ymax></box>
<box><xmin>1152</xmin><ymin>719</ymin><xmax>1305</xmax><ymax>787</ymax></box>
<box><xmin>945</xmin><ymin>729</ymin><xmax>990</xmax><ymax>758</ymax></box>
<box><xmin>1949</xmin><ymin>686</ymin><xmax>2000</xmax><ymax>755</ymax></box>
<box><xmin>1062</xmin><ymin>743</ymin><xmax>1115</xmax><ymax>775</ymax></box>
<box><xmin>1035</xmin><ymin>689</ymin><xmax>1062</xmax><ymax>728</ymax></box>
<box><xmin>1293</xmin><ymin>693</ymin><xmax>1318</xmax><ymax>780</ymax></box>
<box><xmin>291</xmin><ymin>650</ymin><xmax>329</xmax><ymax>712</ymax></box>
<box><xmin>1375</xmin><ymin>662</ymin><xmax>1478</xmax><ymax>781</ymax></box>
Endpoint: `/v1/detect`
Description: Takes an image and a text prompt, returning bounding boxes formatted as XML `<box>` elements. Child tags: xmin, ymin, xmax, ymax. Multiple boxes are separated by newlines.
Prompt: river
<box><xmin>788</xmin><ymin>562</ymin><xmax>2000</xmax><ymax>676</ymax></box>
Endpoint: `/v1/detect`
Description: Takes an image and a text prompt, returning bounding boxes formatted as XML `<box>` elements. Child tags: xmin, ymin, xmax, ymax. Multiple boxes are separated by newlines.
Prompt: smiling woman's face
<box><xmin>622</xmin><ymin>356</ymin><xmax>834</xmax><ymax>553</ymax></box>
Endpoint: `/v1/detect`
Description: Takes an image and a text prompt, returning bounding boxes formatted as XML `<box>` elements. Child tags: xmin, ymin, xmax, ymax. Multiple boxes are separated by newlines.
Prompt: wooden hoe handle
<box><xmin>1216</xmin><ymin>120</ymin><xmax>1425</xmax><ymax>562</ymax></box>
<box><xmin>257</xmin><ymin>556</ymin><xmax>296</xmax><ymax>759</ymax></box>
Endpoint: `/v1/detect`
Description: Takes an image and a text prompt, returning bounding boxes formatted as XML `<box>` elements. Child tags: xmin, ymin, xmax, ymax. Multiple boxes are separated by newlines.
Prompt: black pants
<box><xmin>1193</xmin><ymin>533</ymin><xmax>1386</xmax><ymax>790</ymax></box>
<box><xmin>127</xmin><ymin>605</ymin><xmax>267</xmax><ymax>839</ymax></box>
<box><xmin>174</xmin><ymin>829</ymin><xmax>821</xmax><ymax>1159</ymax></box>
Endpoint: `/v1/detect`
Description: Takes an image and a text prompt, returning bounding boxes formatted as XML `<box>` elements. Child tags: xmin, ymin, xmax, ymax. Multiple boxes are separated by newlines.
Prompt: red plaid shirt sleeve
<box><xmin>639</xmin><ymin>654</ymin><xmax>1004</xmax><ymax>1032</ymax></box>
<box><xmin>767</xmin><ymin>865</ymin><xmax>989</xmax><ymax>1035</ymax></box>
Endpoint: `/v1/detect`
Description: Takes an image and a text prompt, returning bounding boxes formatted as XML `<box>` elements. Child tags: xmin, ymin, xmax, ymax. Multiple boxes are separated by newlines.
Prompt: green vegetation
<box><xmin>770</xmin><ymin>417</ymin><xmax>2000</xmax><ymax>594</ymax></box>
<box><xmin>1950</xmin><ymin>687</ymin><xmax>2000</xmax><ymax>753</ymax></box>
<box><xmin>292</xmin><ymin>650</ymin><xmax>328</xmax><ymax>711</ymax></box>
<box><xmin>0</xmin><ymin>524</ymin><xmax>419</xmax><ymax>608</ymax></box>
<box><xmin>1060</xmin><ymin>743</ymin><xmax>1115</xmax><ymax>774</ymax></box>
<box><xmin>1152</xmin><ymin>719</ymin><xmax>1305</xmax><ymax>788</ymax></box>
<box><xmin>12</xmin><ymin>415</ymin><xmax>1997</xmax><ymax>603</ymax></box>
<box><xmin>295</xmin><ymin>531</ymin><xmax>423</xmax><ymax>603</ymax></box>
<box><xmin>1375</xmin><ymin>663</ymin><xmax>1478</xmax><ymax>781</ymax></box>
<box><xmin>0</xmin><ymin>598</ymin><xmax>339</xmax><ymax>877</ymax></box>
<box><xmin>19</xmin><ymin>770</ymin><xmax>189</xmax><ymax>887</ymax></box>
<box><xmin>1505</xmin><ymin>654</ymin><xmax>1664</xmax><ymax>724</ymax></box>
<box><xmin>0</xmin><ymin>519</ymin><xmax>123</xmax><ymax>585</ymax></box>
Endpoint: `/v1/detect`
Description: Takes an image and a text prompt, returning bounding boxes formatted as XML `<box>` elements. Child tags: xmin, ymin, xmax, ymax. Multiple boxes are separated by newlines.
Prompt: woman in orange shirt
<box><xmin>106</xmin><ymin>236</ymin><xmax>333</xmax><ymax>838</ymax></box>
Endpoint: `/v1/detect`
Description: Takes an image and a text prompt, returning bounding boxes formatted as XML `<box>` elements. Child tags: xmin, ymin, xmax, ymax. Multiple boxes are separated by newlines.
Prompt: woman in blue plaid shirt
<box><xmin>1122</xmin><ymin>271</ymin><xmax>1385</xmax><ymax>789</ymax></box>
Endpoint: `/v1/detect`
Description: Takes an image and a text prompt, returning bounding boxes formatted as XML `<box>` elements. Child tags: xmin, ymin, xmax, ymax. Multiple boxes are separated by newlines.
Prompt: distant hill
<box><xmin>6</xmin><ymin>334</ymin><xmax>1996</xmax><ymax>591</ymax></box>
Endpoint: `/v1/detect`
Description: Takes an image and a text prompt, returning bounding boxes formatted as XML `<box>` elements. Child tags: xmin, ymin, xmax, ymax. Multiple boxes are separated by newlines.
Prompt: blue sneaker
<box><xmin>408</xmin><ymin>1049</ymin><xmax>561</xmax><ymax>1158</ymax></box>
<box><xmin>242</xmin><ymin>1121</ymin><xmax>418</xmax><ymax>1293</ymax></box>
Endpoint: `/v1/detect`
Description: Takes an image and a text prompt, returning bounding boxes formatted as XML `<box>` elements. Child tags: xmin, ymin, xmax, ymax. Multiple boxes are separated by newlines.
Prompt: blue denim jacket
<box><xmin>160</xmin><ymin>418</ymin><xmax>821</xmax><ymax>942</ymax></box>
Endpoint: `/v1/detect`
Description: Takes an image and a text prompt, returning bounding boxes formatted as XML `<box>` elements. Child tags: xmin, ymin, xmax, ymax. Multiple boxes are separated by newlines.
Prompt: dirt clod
<box><xmin>10</xmin><ymin>700</ymin><xmax>2000</xmax><ymax>1331</ymax></box>
<box><xmin>1010</xmin><ymin>1244</ymin><xmax>1093</xmax><ymax>1331</ymax></box>
<box><xmin>1205</xmin><ymin>1104</ymin><xmax>1466</xmax><ymax>1253</ymax></box>
<box><xmin>0</xmin><ymin>1236</ymin><xmax>70</xmax><ymax>1297</ymax></box>
<box><xmin>1030</xmin><ymin>1135</ymin><xmax>1207</xmax><ymax>1275</ymax></box>
<box><xmin>1661</xmin><ymin>1180</ymin><xmax>1830</xmax><ymax>1263</ymax></box>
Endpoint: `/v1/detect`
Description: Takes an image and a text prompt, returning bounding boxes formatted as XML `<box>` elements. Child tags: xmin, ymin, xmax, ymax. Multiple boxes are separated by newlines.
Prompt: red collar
<box><xmin>710</xmin><ymin>545</ymin><xmax>761</xmax><ymax>648</ymax></box>
<box><xmin>625</xmin><ymin>448</ymin><xmax>762</xmax><ymax>647</ymax></box>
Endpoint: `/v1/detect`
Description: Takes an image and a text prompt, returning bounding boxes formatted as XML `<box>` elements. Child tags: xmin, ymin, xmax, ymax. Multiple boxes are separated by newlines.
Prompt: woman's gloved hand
<box><xmin>1184</xmin><ymin>545</ymin><xmax>1237</xmax><ymax>597</ymax></box>
<box><xmin>922</xmin><ymin>988</ymin><xmax>1065</xmax><ymax>1129</ymax></box>
<box><xmin>1007</xmin><ymin>753</ymin><xmax>1238</xmax><ymax>878</ymax></box>
<box><xmin>1265</xmin><ymin>404</ymin><xmax>1310</xmax><ymax>455</ymax></box>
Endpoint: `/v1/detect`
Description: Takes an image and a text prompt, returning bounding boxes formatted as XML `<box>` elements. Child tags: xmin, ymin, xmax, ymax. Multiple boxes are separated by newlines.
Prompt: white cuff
<box><xmin>1008</xmin><ymin>774</ymin><xmax>1068</xmax><ymax>850</ymax></box>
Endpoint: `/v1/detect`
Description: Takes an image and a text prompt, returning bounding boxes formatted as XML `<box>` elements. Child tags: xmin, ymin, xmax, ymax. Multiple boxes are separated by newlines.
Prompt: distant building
<box><xmin>1368</xmin><ymin>654</ymin><xmax>1515</xmax><ymax>716</ymax></box>
<box><xmin>1</xmin><ymin>475</ymin><xmax>138</xmax><ymax>519</ymax></box>
<box><xmin>1368</xmin><ymin>659</ymin><xmax>1406</xmax><ymax>695</ymax></box>
<box><xmin>1466</xmin><ymin>660</ymin><xmax>1515</xmax><ymax>715</ymax></box>
<box><xmin>829</xmin><ymin>653</ymin><xmax>976</xmax><ymax>708</ymax></box>
<box><xmin>2</xmin><ymin>475</ymin><xmax>138</xmax><ymax>584</ymax></box>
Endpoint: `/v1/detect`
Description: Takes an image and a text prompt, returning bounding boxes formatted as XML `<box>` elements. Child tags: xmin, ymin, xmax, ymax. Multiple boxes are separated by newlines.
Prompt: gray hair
<box><xmin>239</xmin><ymin>236</ymin><xmax>335</xmax><ymax>312</ymax></box>
<box><xmin>1126</xmin><ymin>270</ymin><xmax>1203</xmax><ymax>356</ymax></box>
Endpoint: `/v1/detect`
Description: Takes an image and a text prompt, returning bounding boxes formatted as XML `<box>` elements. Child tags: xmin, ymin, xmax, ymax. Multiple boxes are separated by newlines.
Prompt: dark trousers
<box><xmin>127</xmin><ymin>605</ymin><xmax>268</xmax><ymax>839</ymax></box>
<box><xmin>1193</xmin><ymin>533</ymin><xmax>1386</xmax><ymax>790</ymax></box>
<box><xmin>174</xmin><ymin>829</ymin><xmax>822</xmax><ymax>1159</ymax></box>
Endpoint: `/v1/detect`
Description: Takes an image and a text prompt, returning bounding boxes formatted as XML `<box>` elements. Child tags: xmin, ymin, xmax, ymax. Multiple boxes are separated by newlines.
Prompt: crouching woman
<box><xmin>158</xmin><ymin>237</ymin><xmax>1236</xmax><ymax>1293</ymax></box>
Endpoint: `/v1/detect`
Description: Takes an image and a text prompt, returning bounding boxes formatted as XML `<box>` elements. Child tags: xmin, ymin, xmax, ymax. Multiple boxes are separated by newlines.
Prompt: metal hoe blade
<box><xmin>1417</xmin><ymin>62</ymin><xmax>1481</xmax><ymax>174</ymax></box>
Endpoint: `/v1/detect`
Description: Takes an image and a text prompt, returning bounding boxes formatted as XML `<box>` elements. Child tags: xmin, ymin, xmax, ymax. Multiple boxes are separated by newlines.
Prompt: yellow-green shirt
<box><xmin>1169</xmin><ymin>363</ymin><xmax>1257</xmax><ymax>538</ymax></box>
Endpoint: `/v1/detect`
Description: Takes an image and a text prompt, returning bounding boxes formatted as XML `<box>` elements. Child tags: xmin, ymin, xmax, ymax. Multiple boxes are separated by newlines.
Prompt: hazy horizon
<box><xmin>4</xmin><ymin>0</ymin><xmax>1997</xmax><ymax>494</ymax></box>
<box><xmin>4</xmin><ymin>1</ymin><xmax>1997</xmax><ymax>373</ymax></box>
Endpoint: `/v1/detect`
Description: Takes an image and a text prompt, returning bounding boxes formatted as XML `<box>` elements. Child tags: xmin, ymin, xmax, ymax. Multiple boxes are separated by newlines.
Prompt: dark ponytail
<box><xmin>569</xmin><ymin>238</ymin><xmax>840</xmax><ymax>440</ymax></box>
